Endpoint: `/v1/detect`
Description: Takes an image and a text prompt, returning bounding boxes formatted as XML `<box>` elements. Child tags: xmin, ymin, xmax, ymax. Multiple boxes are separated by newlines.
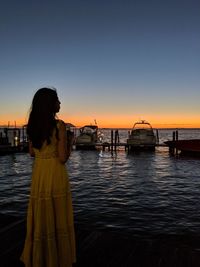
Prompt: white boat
<box><xmin>75</xmin><ymin>125</ymin><xmax>103</xmax><ymax>149</ymax></box>
<box><xmin>127</xmin><ymin>120</ymin><xmax>157</xmax><ymax>151</ymax></box>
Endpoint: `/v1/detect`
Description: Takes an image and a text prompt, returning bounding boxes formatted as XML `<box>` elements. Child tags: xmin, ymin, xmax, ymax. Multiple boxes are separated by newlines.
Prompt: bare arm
<box><xmin>58</xmin><ymin>121</ymin><xmax>71</xmax><ymax>164</ymax></box>
<box><xmin>29</xmin><ymin>141</ymin><xmax>35</xmax><ymax>157</ymax></box>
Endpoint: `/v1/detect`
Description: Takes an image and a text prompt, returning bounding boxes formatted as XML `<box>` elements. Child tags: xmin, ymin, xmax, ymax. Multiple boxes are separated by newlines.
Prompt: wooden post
<box><xmin>170</xmin><ymin>131</ymin><xmax>175</xmax><ymax>155</ymax></box>
<box><xmin>156</xmin><ymin>129</ymin><xmax>159</xmax><ymax>143</ymax></box>
<box><xmin>175</xmin><ymin>130</ymin><xmax>178</xmax><ymax>141</ymax></box>
<box><xmin>175</xmin><ymin>130</ymin><xmax>178</xmax><ymax>155</ymax></box>
<box><xmin>114</xmin><ymin>130</ymin><xmax>116</xmax><ymax>151</ymax></box>
<box><xmin>171</xmin><ymin>130</ymin><xmax>179</xmax><ymax>156</ymax></box>
<box><xmin>114</xmin><ymin>130</ymin><xmax>119</xmax><ymax>151</ymax></box>
<box><xmin>111</xmin><ymin>130</ymin><xmax>113</xmax><ymax>152</ymax></box>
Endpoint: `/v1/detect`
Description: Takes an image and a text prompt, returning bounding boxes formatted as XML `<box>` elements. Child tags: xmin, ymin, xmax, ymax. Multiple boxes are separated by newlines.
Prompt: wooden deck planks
<box><xmin>1</xmin><ymin>217</ymin><xmax>200</xmax><ymax>267</ymax></box>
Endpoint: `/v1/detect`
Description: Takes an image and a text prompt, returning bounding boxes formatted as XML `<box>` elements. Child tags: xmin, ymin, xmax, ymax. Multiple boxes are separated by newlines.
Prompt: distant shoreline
<box><xmin>1</xmin><ymin>125</ymin><xmax>200</xmax><ymax>130</ymax></box>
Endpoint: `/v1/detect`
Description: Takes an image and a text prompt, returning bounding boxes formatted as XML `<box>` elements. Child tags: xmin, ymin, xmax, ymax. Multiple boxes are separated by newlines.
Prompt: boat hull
<box><xmin>127</xmin><ymin>143</ymin><xmax>156</xmax><ymax>151</ymax></box>
<box><xmin>75</xmin><ymin>125</ymin><xmax>100</xmax><ymax>150</ymax></box>
<box><xmin>127</xmin><ymin>128</ymin><xmax>157</xmax><ymax>151</ymax></box>
<box><xmin>165</xmin><ymin>139</ymin><xmax>200</xmax><ymax>156</ymax></box>
<box><xmin>75</xmin><ymin>143</ymin><xmax>96</xmax><ymax>150</ymax></box>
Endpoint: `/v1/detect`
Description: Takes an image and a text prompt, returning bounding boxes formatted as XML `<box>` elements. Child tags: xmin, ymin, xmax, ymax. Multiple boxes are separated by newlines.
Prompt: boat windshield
<box><xmin>80</xmin><ymin>125</ymin><xmax>97</xmax><ymax>134</ymax></box>
<box><xmin>133</xmin><ymin>121</ymin><xmax>153</xmax><ymax>130</ymax></box>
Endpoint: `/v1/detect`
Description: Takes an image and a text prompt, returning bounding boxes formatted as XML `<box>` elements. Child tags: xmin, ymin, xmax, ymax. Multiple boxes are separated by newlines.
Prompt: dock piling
<box><xmin>111</xmin><ymin>130</ymin><xmax>113</xmax><ymax>152</ymax></box>
<box><xmin>114</xmin><ymin>130</ymin><xmax>119</xmax><ymax>151</ymax></box>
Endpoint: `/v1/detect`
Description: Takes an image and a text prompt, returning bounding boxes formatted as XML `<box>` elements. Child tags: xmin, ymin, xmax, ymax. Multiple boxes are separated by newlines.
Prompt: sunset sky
<box><xmin>0</xmin><ymin>0</ymin><xmax>200</xmax><ymax>128</ymax></box>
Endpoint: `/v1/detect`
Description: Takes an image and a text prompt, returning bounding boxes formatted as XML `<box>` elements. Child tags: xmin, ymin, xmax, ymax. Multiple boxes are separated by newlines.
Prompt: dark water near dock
<box><xmin>1</xmin><ymin>128</ymin><xmax>200</xmax><ymax>236</ymax></box>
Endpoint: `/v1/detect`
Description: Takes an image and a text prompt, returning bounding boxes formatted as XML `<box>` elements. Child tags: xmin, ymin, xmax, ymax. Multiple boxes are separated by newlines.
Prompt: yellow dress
<box><xmin>21</xmin><ymin>121</ymin><xmax>76</xmax><ymax>267</ymax></box>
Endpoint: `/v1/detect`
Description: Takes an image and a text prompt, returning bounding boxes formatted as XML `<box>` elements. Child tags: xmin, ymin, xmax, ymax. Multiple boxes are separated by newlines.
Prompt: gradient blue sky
<box><xmin>1</xmin><ymin>0</ymin><xmax>200</xmax><ymax>127</ymax></box>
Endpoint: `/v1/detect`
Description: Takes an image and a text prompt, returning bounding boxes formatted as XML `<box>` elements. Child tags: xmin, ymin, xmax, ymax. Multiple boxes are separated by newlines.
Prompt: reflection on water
<box><xmin>1</xmin><ymin>129</ymin><xmax>200</xmax><ymax>235</ymax></box>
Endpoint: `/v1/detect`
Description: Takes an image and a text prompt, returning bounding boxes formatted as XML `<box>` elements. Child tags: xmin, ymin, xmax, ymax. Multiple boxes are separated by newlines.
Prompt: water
<box><xmin>1</xmin><ymin>128</ymin><xmax>200</xmax><ymax>236</ymax></box>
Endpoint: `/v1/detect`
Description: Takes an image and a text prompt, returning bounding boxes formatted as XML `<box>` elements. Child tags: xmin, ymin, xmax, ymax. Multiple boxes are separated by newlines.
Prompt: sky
<box><xmin>0</xmin><ymin>0</ymin><xmax>200</xmax><ymax>128</ymax></box>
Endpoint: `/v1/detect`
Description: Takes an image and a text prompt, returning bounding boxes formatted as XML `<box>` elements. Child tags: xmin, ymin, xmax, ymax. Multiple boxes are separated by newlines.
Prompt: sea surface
<box><xmin>1</xmin><ymin>128</ymin><xmax>200</xmax><ymax>236</ymax></box>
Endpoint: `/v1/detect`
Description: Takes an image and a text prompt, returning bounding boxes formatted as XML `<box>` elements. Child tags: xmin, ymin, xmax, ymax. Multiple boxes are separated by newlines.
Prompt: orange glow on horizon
<box><xmin>61</xmin><ymin>114</ymin><xmax>200</xmax><ymax>129</ymax></box>
<box><xmin>1</xmin><ymin>115</ymin><xmax>200</xmax><ymax>129</ymax></box>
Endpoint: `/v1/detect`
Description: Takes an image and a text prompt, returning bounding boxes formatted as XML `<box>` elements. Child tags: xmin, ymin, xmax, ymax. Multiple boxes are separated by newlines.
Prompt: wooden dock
<box><xmin>75</xmin><ymin>128</ymin><xmax>167</xmax><ymax>152</ymax></box>
<box><xmin>1</xmin><ymin>215</ymin><xmax>200</xmax><ymax>267</ymax></box>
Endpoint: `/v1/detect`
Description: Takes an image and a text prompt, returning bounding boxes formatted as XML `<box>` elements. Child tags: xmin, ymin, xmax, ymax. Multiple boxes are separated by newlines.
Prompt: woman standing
<box><xmin>21</xmin><ymin>87</ymin><xmax>76</xmax><ymax>267</ymax></box>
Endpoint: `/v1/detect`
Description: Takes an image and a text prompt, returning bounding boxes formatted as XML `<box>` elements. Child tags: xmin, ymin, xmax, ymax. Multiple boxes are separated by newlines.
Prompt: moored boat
<box><xmin>75</xmin><ymin>125</ymin><xmax>103</xmax><ymax>149</ymax></box>
<box><xmin>127</xmin><ymin>120</ymin><xmax>157</xmax><ymax>151</ymax></box>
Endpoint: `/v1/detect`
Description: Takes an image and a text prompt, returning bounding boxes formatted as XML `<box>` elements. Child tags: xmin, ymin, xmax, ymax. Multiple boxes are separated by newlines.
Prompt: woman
<box><xmin>20</xmin><ymin>87</ymin><xmax>76</xmax><ymax>267</ymax></box>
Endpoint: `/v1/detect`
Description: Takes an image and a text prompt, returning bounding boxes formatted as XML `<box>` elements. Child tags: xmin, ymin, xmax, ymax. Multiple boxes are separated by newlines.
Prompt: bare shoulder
<box><xmin>57</xmin><ymin>119</ymin><xmax>65</xmax><ymax>129</ymax></box>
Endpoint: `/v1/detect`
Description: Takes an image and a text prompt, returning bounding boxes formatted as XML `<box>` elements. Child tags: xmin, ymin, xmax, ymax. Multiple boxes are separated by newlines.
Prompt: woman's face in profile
<box><xmin>55</xmin><ymin>98</ymin><xmax>61</xmax><ymax>113</ymax></box>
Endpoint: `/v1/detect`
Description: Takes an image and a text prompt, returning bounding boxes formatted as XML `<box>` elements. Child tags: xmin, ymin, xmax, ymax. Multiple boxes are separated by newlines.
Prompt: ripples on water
<box><xmin>0</xmin><ymin>153</ymin><xmax>32</xmax><ymax>216</ymax></box>
<box><xmin>69</xmin><ymin>148</ymin><xmax>200</xmax><ymax>235</ymax></box>
<box><xmin>1</xmin><ymin>129</ymin><xmax>200</xmax><ymax>235</ymax></box>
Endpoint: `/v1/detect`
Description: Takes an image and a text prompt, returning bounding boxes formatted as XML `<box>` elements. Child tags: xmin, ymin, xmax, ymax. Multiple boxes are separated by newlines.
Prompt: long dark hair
<box><xmin>27</xmin><ymin>87</ymin><xmax>59</xmax><ymax>149</ymax></box>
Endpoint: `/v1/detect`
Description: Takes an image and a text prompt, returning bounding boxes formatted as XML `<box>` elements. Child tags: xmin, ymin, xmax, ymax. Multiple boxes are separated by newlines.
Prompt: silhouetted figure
<box><xmin>20</xmin><ymin>87</ymin><xmax>76</xmax><ymax>267</ymax></box>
